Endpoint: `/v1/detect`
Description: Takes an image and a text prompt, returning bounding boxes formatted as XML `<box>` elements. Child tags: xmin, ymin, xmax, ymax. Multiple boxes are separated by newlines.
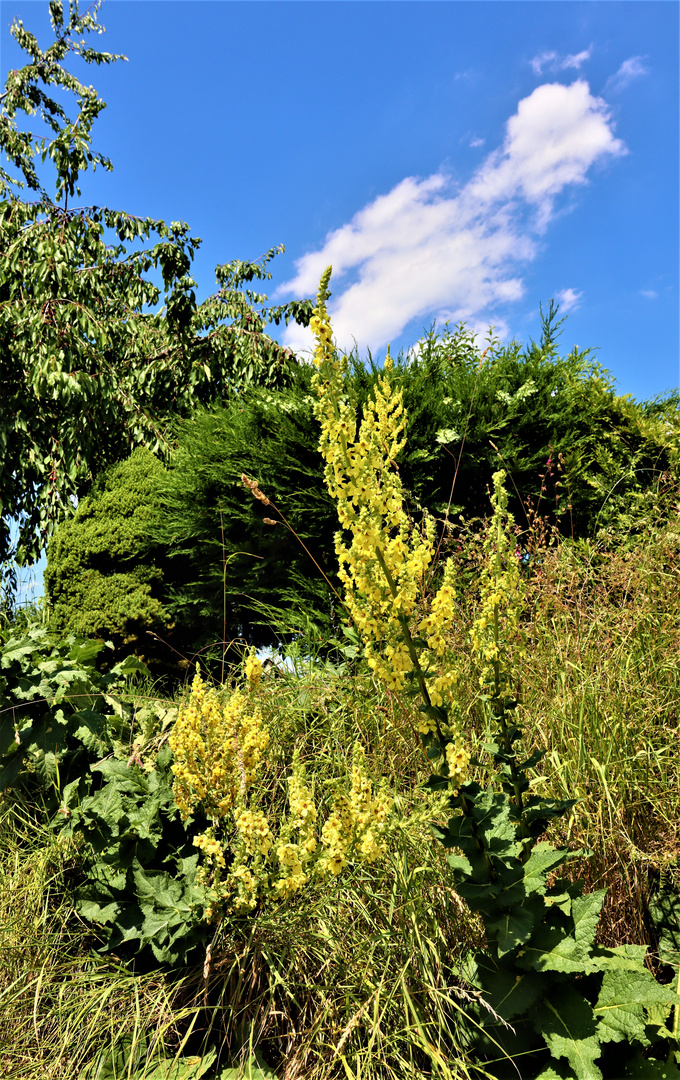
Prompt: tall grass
<box><xmin>0</xmin><ymin>501</ymin><xmax>678</xmax><ymax>1076</ymax></box>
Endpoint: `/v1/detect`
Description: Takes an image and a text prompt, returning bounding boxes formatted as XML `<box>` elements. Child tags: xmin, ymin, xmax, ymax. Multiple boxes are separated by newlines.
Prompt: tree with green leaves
<box><xmin>0</xmin><ymin>0</ymin><xmax>312</xmax><ymax>597</ymax></box>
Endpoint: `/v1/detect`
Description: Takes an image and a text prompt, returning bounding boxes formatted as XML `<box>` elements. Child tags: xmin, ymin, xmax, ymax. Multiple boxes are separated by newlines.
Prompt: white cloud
<box><xmin>469</xmin><ymin>136</ymin><xmax>485</xmax><ymax>148</ymax></box>
<box><xmin>604</xmin><ymin>57</ymin><xmax>648</xmax><ymax>95</ymax></box>
<box><xmin>562</xmin><ymin>49</ymin><xmax>592</xmax><ymax>71</ymax></box>
<box><xmin>640</xmin><ymin>288</ymin><xmax>658</xmax><ymax>300</ymax></box>
<box><xmin>554</xmin><ymin>287</ymin><xmax>583</xmax><ymax>313</ymax></box>
<box><xmin>279</xmin><ymin>80</ymin><xmax>626</xmax><ymax>356</ymax></box>
<box><xmin>530</xmin><ymin>48</ymin><xmax>592</xmax><ymax>76</ymax></box>
<box><xmin>531</xmin><ymin>51</ymin><xmax>558</xmax><ymax>76</ymax></box>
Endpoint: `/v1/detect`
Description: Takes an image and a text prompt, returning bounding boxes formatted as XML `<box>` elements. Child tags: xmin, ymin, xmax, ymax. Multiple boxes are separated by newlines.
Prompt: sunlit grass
<box><xmin>1</xmin><ymin>506</ymin><xmax>678</xmax><ymax>1076</ymax></box>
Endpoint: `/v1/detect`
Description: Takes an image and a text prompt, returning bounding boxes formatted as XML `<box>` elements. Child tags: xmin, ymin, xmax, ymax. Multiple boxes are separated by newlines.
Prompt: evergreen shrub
<box><xmin>44</xmin><ymin>448</ymin><xmax>177</xmax><ymax>674</ymax></box>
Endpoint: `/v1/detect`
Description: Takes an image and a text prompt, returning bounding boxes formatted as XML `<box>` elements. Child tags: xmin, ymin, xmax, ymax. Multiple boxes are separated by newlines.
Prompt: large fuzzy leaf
<box><xmin>474</xmin><ymin>955</ymin><xmax>545</xmax><ymax>1021</ymax></box>
<box><xmin>73</xmin><ymin>708</ymin><xmax>110</xmax><ymax>756</ymax></box>
<box><xmin>522</xmin><ymin>842</ymin><xmax>575</xmax><ymax>895</ymax></box>
<box><xmin>519</xmin><ymin>892</ymin><xmax>608</xmax><ymax>975</ymax></box>
<box><xmin>650</xmin><ymin>881</ymin><xmax>680</xmax><ymax>969</ymax></box>
<box><xmin>486</xmin><ymin>903</ymin><xmax>536</xmax><ymax>955</ymax></box>
<box><xmin>595</xmin><ymin>966</ymin><xmax>677</xmax><ymax>1045</ymax></box>
<box><xmin>533</xmin><ymin>988</ymin><xmax>602</xmax><ymax>1080</ymax></box>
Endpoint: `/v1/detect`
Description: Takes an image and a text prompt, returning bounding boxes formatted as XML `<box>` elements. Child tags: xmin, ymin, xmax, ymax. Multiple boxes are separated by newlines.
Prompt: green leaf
<box><xmin>533</xmin><ymin>988</ymin><xmax>603</xmax><ymax>1080</ymax></box>
<box><xmin>595</xmin><ymin>966</ymin><xmax>677</xmax><ymax>1046</ymax></box>
<box><xmin>571</xmin><ymin>890</ymin><xmax>606</xmax><ymax>950</ymax></box>
<box><xmin>520</xmin><ymin>891</ymin><xmax>607</xmax><ymax>975</ymax></box>
<box><xmin>522</xmin><ymin>842</ymin><xmax>575</xmax><ymax>895</ymax></box>
<box><xmin>0</xmin><ymin>748</ymin><xmax>25</xmax><ymax>791</ymax></box>
<box><xmin>535</xmin><ymin>1063</ymin><xmax>575</xmax><ymax>1080</ymax></box>
<box><xmin>133</xmin><ymin>866</ymin><xmax>192</xmax><ymax>915</ymax></box>
<box><xmin>108</xmin><ymin>654</ymin><xmax>151</xmax><ymax>680</ymax></box>
<box><xmin>650</xmin><ymin>881</ymin><xmax>680</xmax><ymax>969</ymax></box>
<box><xmin>487</xmin><ymin>904</ymin><xmax>536</xmax><ymax>956</ymax></box>
<box><xmin>473</xmin><ymin>954</ymin><xmax>544</xmax><ymax>1021</ymax></box>
<box><xmin>216</xmin><ymin>1053</ymin><xmax>278</xmax><ymax>1080</ymax></box>
<box><xmin>519</xmin><ymin>929</ymin><xmax>606</xmax><ymax>976</ymax></box>
<box><xmin>73</xmin><ymin>708</ymin><xmax>109</xmax><ymax>755</ymax></box>
<box><xmin>76</xmin><ymin>897</ymin><xmax>120</xmax><ymax>925</ymax></box>
<box><xmin>623</xmin><ymin>1054</ymin><xmax>680</xmax><ymax>1079</ymax></box>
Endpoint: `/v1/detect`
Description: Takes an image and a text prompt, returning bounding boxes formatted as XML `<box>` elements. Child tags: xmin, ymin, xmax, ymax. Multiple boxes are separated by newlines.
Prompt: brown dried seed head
<box><xmin>263</xmin><ymin>517</ymin><xmax>278</xmax><ymax>526</ymax></box>
<box><xmin>242</xmin><ymin>473</ymin><xmax>271</xmax><ymax>505</ymax></box>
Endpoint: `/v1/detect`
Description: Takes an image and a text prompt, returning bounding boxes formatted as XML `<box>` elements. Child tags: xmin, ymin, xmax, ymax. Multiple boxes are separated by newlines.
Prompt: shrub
<box><xmin>44</xmin><ymin>447</ymin><xmax>179</xmax><ymax>675</ymax></box>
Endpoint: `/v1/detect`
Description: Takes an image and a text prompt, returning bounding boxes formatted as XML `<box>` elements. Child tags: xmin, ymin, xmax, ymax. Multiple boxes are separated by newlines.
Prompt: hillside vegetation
<box><xmin>1</xmin><ymin>4</ymin><xmax>679</xmax><ymax>1079</ymax></box>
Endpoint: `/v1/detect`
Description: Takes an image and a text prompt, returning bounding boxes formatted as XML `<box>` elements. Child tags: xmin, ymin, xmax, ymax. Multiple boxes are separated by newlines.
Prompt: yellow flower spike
<box><xmin>309</xmin><ymin>267</ymin><xmax>468</xmax><ymax>776</ymax></box>
<box><xmin>315</xmin><ymin>743</ymin><xmax>393</xmax><ymax>878</ymax></box>
<box><xmin>169</xmin><ymin>670</ymin><xmax>270</xmax><ymax>823</ymax></box>
<box><xmin>244</xmin><ymin>648</ymin><xmax>262</xmax><ymax>689</ymax></box>
<box><xmin>470</xmin><ymin>470</ymin><xmax>525</xmax><ymax>694</ymax></box>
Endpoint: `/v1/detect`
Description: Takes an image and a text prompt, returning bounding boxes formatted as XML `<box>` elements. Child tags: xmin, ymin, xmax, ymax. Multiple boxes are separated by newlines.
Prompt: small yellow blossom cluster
<box><xmin>317</xmin><ymin>743</ymin><xmax>393</xmax><ymax>876</ymax></box>
<box><xmin>273</xmin><ymin>751</ymin><xmax>318</xmax><ymax>899</ymax></box>
<box><xmin>192</xmin><ymin>825</ymin><xmax>230</xmax><ymax>922</ymax></box>
<box><xmin>309</xmin><ymin>299</ymin><xmax>335</xmax><ymax>369</ymax></box>
<box><xmin>170</xmin><ymin>665</ymin><xmax>394</xmax><ymax>919</ymax></box>
<box><xmin>419</xmin><ymin>556</ymin><xmax>460</xmax><ymax>707</ymax></box>
<box><xmin>224</xmin><ymin>807</ymin><xmax>275</xmax><ymax>913</ymax></box>
<box><xmin>470</xmin><ymin>470</ymin><xmax>525</xmax><ymax>692</ymax></box>
<box><xmin>310</xmin><ymin>268</ymin><xmax>460</xmax><ymax>719</ymax></box>
<box><xmin>169</xmin><ymin>669</ymin><xmax>270</xmax><ymax>822</ymax></box>
<box><xmin>244</xmin><ymin>648</ymin><xmax>262</xmax><ymax>689</ymax></box>
<box><xmin>445</xmin><ymin>741</ymin><xmax>471</xmax><ymax>793</ymax></box>
<box><xmin>212</xmin><ymin>748</ymin><xmax>391</xmax><ymax>916</ymax></box>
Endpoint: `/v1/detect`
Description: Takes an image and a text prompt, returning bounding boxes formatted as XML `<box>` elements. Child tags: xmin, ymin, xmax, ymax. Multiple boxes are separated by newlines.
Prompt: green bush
<box><xmin>43</xmin><ymin>310</ymin><xmax>679</xmax><ymax>662</ymax></box>
<box><xmin>44</xmin><ymin>448</ymin><xmax>179</xmax><ymax>675</ymax></box>
<box><xmin>149</xmin><ymin>310</ymin><xmax>678</xmax><ymax>655</ymax></box>
<box><xmin>152</xmin><ymin>374</ymin><xmax>342</xmax><ymax>661</ymax></box>
<box><xmin>386</xmin><ymin>307</ymin><xmax>679</xmax><ymax>539</ymax></box>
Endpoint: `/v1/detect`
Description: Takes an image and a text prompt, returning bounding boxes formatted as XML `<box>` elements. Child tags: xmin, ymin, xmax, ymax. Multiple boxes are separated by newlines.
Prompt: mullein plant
<box><xmin>309</xmin><ymin>267</ymin><xmax>679</xmax><ymax>1080</ymax></box>
<box><xmin>169</xmin><ymin>650</ymin><xmax>392</xmax><ymax>921</ymax></box>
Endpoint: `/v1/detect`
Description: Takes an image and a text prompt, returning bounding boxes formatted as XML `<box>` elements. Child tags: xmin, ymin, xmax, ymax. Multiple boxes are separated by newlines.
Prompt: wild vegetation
<box><xmin>1</xmin><ymin>3</ymin><xmax>679</xmax><ymax>1079</ymax></box>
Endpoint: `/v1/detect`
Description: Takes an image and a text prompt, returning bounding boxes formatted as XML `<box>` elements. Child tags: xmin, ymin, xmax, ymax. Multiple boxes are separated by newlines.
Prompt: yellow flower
<box><xmin>445</xmin><ymin>741</ymin><xmax>471</xmax><ymax>791</ymax></box>
<box><xmin>470</xmin><ymin>470</ymin><xmax>525</xmax><ymax>692</ymax></box>
<box><xmin>169</xmin><ymin>669</ymin><xmax>270</xmax><ymax>822</ymax></box>
<box><xmin>244</xmin><ymin>648</ymin><xmax>262</xmax><ymax>688</ymax></box>
<box><xmin>310</xmin><ymin>267</ymin><xmax>466</xmax><ymax>753</ymax></box>
<box><xmin>316</xmin><ymin>743</ymin><xmax>393</xmax><ymax>877</ymax></box>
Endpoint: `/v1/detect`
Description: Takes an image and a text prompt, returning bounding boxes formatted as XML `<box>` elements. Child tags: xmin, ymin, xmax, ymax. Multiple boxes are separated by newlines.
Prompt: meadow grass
<box><xmin>0</xmin><ymin>504</ymin><xmax>678</xmax><ymax>1077</ymax></box>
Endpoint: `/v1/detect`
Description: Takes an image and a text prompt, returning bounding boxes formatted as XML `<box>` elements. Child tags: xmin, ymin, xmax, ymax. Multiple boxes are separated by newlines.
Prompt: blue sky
<box><xmin>1</xmin><ymin>0</ymin><xmax>678</xmax><ymax>408</ymax></box>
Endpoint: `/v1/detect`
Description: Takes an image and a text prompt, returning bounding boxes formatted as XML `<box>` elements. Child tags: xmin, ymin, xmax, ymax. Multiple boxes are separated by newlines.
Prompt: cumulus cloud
<box><xmin>279</xmin><ymin>80</ymin><xmax>626</xmax><ymax>356</ymax></box>
<box><xmin>530</xmin><ymin>48</ymin><xmax>592</xmax><ymax>76</ymax></box>
<box><xmin>604</xmin><ymin>57</ymin><xmax>648</xmax><ymax>95</ymax></box>
<box><xmin>554</xmin><ymin>288</ymin><xmax>583</xmax><ymax>313</ymax></box>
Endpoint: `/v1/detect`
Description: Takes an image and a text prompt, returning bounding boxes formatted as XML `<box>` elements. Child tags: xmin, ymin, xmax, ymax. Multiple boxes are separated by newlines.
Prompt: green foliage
<box><xmin>152</xmin><ymin>375</ymin><xmax>342</xmax><ymax>657</ymax></box>
<box><xmin>0</xmin><ymin>623</ymin><xmax>149</xmax><ymax>807</ymax></box>
<box><xmin>0</xmin><ymin>1</ymin><xmax>312</xmax><ymax>573</ymax></box>
<box><xmin>432</xmin><ymin>785</ymin><xmax>678</xmax><ymax>1076</ymax></box>
<box><xmin>388</xmin><ymin>309</ymin><xmax>679</xmax><ymax>539</ymax></box>
<box><xmin>62</xmin><ymin>746</ymin><xmax>208</xmax><ymax>966</ymax></box>
<box><xmin>44</xmin><ymin>446</ymin><xmax>179</xmax><ymax>674</ymax></box>
<box><xmin>140</xmin><ymin>315</ymin><xmax>679</xmax><ymax>656</ymax></box>
<box><xmin>419</xmin><ymin>481</ymin><xmax>679</xmax><ymax>1077</ymax></box>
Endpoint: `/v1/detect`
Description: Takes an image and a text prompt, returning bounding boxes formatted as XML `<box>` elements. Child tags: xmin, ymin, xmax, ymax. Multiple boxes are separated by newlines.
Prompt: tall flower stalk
<box><xmin>309</xmin><ymin>269</ymin><xmax>677</xmax><ymax>1080</ymax></box>
<box><xmin>311</xmin><ymin>267</ymin><xmax>469</xmax><ymax>789</ymax></box>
